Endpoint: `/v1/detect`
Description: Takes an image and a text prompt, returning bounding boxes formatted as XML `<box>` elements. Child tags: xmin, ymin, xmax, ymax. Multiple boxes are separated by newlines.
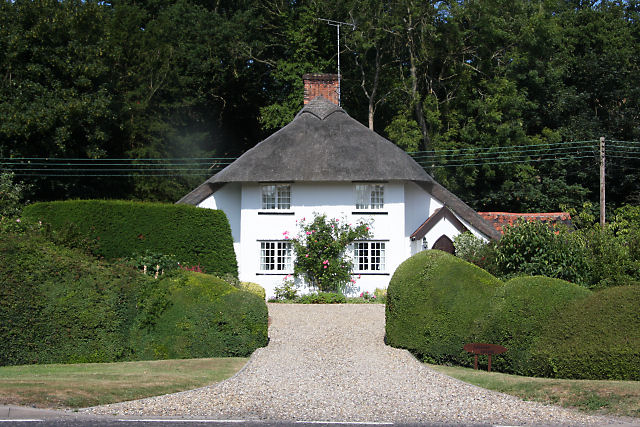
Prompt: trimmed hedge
<box><xmin>386</xmin><ymin>250</ymin><xmax>640</xmax><ymax>380</ymax></box>
<box><xmin>476</xmin><ymin>276</ymin><xmax>591</xmax><ymax>375</ymax></box>
<box><xmin>385</xmin><ymin>250</ymin><xmax>502</xmax><ymax>366</ymax></box>
<box><xmin>530</xmin><ymin>285</ymin><xmax>640</xmax><ymax>380</ymax></box>
<box><xmin>23</xmin><ymin>200</ymin><xmax>237</xmax><ymax>277</ymax></box>
<box><xmin>0</xmin><ymin>231</ymin><xmax>266</xmax><ymax>366</ymax></box>
<box><xmin>131</xmin><ymin>272</ymin><xmax>268</xmax><ymax>359</ymax></box>
<box><xmin>0</xmin><ymin>231</ymin><xmax>145</xmax><ymax>365</ymax></box>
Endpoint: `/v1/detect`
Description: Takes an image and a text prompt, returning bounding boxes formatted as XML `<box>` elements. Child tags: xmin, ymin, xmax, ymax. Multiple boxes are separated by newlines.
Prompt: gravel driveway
<box><xmin>84</xmin><ymin>304</ymin><xmax>631</xmax><ymax>424</ymax></box>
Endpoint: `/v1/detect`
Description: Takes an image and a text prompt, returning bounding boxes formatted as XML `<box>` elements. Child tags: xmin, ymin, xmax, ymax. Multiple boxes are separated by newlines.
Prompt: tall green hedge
<box><xmin>385</xmin><ymin>250</ymin><xmax>503</xmax><ymax>366</ymax></box>
<box><xmin>0</xmin><ymin>231</ymin><xmax>266</xmax><ymax>366</ymax></box>
<box><xmin>476</xmin><ymin>276</ymin><xmax>591</xmax><ymax>375</ymax></box>
<box><xmin>386</xmin><ymin>250</ymin><xmax>640</xmax><ymax>380</ymax></box>
<box><xmin>530</xmin><ymin>285</ymin><xmax>640</xmax><ymax>380</ymax></box>
<box><xmin>23</xmin><ymin>200</ymin><xmax>237</xmax><ymax>277</ymax></box>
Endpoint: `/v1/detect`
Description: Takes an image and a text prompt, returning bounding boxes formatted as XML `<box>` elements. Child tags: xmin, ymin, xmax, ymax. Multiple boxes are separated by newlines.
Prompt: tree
<box><xmin>289</xmin><ymin>214</ymin><xmax>371</xmax><ymax>293</ymax></box>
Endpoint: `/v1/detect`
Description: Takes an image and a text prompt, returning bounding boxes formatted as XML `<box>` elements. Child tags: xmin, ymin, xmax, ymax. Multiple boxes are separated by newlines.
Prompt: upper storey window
<box><xmin>355</xmin><ymin>184</ymin><xmax>384</xmax><ymax>209</ymax></box>
<box><xmin>262</xmin><ymin>184</ymin><xmax>291</xmax><ymax>210</ymax></box>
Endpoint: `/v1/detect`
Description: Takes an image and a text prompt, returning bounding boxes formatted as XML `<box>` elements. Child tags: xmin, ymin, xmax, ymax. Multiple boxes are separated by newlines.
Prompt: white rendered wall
<box><xmin>234</xmin><ymin>181</ymin><xmax>407</xmax><ymax>298</ymax></box>
<box><xmin>197</xmin><ymin>183</ymin><xmax>241</xmax><ymax>261</ymax></box>
<box><xmin>199</xmin><ymin>180</ymin><xmax>490</xmax><ymax>299</ymax></box>
<box><xmin>404</xmin><ymin>181</ymin><xmax>489</xmax><ymax>254</ymax></box>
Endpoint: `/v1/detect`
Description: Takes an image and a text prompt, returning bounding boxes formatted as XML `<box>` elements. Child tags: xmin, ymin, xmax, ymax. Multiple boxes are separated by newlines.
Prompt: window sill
<box><xmin>256</xmin><ymin>272</ymin><xmax>293</xmax><ymax>276</ymax></box>
<box><xmin>352</xmin><ymin>211</ymin><xmax>388</xmax><ymax>215</ymax></box>
<box><xmin>258</xmin><ymin>211</ymin><xmax>295</xmax><ymax>215</ymax></box>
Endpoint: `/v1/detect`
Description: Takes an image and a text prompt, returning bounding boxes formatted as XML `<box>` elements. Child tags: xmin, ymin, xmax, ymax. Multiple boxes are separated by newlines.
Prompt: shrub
<box><xmin>453</xmin><ymin>232</ymin><xmax>499</xmax><ymax>275</ymax></box>
<box><xmin>530</xmin><ymin>285</ymin><xmax>640</xmax><ymax>380</ymax></box>
<box><xmin>0</xmin><ymin>231</ymin><xmax>266</xmax><ymax>365</ymax></box>
<box><xmin>23</xmin><ymin>200</ymin><xmax>237</xmax><ymax>277</ymax></box>
<box><xmin>296</xmin><ymin>292</ymin><xmax>347</xmax><ymax>304</ymax></box>
<box><xmin>0</xmin><ymin>172</ymin><xmax>30</xmax><ymax>220</ymax></box>
<box><xmin>0</xmin><ymin>231</ymin><xmax>145</xmax><ymax>365</ymax></box>
<box><xmin>577</xmin><ymin>225</ymin><xmax>640</xmax><ymax>289</ymax></box>
<box><xmin>131</xmin><ymin>272</ymin><xmax>268</xmax><ymax>358</ymax></box>
<box><xmin>290</xmin><ymin>214</ymin><xmax>370</xmax><ymax>293</ymax></box>
<box><xmin>494</xmin><ymin>220</ymin><xmax>587</xmax><ymax>285</ymax></box>
<box><xmin>385</xmin><ymin>250</ymin><xmax>502</xmax><ymax>366</ymax></box>
<box><xmin>238</xmin><ymin>282</ymin><xmax>266</xmax><ymax>300</ymax></box>
<box><xmin>374</xmin><ymin>287</ymin><xmax>387</xmax><ymax>303</ymax></box>
<box><xmin>476</xmin><ymin>276</ymin><xmax>591</xmax><ymax>375</ymax></box>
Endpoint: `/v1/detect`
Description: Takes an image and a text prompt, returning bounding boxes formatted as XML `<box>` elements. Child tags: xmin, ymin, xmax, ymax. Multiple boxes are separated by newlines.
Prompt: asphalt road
<box><xmin>0</xmin><ymin>405</ymin><xmax>487</xmax><ymax>427</ymax></box>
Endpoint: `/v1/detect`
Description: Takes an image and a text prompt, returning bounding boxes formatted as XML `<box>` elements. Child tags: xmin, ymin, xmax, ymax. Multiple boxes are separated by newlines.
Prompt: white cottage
<box><xmin>178</xmin><ymin>74</ymin><xmax>500</xmax><ymax>298</ymax></box>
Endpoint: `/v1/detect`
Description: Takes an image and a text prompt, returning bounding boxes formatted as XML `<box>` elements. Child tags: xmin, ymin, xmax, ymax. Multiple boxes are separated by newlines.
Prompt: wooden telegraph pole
<box><xmin>600</xmin><ymin>136</ymin><xmax>606</xmax><ymax>228</ymax></box>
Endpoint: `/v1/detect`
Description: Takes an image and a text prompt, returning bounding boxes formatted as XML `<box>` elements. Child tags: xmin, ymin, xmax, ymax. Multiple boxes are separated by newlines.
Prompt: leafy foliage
<box><xmin>289</xmin><ymin>214</ymin><xmax>371</xmax><ymax>293</ymax></box>
<box><xmin>0</xmin><ymin>229</ymin><xmax>266</xmax><ymax>366</ymax></box>
<box><xmin>456</xmin><ymin>209</ymin><xmax>640</xmax><ymax>289</ymax></box>
<box><xmin>0</xmin><ymin>172</ymin><xmax>30</xmax><ymax>220</ymax></box>
<box><xmin>493</xmin><ymin>220</ymin><xmax>588</xmax><ymax>284</ymax></box>
<box><xmin>131</xmin><ymin>272</ymin><xmax>268</xmax><ymax>359</ymax></box>
<box><xmin>22</xmin><ymin>200</ymin><xmax>237</xmax><ymax>277</ymax></box>
<box><xmin>1</xmin><ymin>0</ymin><xmax>639</xmax><ymax>210</ymax></box>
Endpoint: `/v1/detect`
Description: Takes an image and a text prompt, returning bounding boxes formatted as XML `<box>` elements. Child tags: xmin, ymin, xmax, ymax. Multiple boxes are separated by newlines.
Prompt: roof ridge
<box><xmin>296</xmin><ymin>96</ymin><xmax>345</xmax><ymax>120</ymax></box>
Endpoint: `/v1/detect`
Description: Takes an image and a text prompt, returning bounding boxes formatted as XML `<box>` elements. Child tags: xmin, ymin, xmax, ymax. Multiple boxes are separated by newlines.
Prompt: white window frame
<box><xmin>355</xmin><ymin>184</ymin><xmax>384</xmax><ymax>210</ymax></box>
<box><xmin>352</xmin><ymin>241</ymin><xmax>386</xmax><ymax>272</ymax></box>
<box><xmin>259</xmin><ymin>241</ymin><xmax>293</xmax><ymax>272</ymax></box>
<box><xmin>261</xmin><ymin>184</ymin><xmax>291</xmax><ymax>210</ymax></box>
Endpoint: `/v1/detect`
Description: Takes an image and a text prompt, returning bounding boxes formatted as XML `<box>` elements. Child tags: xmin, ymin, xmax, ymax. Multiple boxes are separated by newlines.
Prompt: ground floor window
<box><xmin>353</xmin><ymin>241</ymin><xmax>386</xmax><ymax>272</ymax></box>
<box><xmin>260</xmin><ymin>241</ymin><xmax>293</xmax><ymax>271</ymax></box>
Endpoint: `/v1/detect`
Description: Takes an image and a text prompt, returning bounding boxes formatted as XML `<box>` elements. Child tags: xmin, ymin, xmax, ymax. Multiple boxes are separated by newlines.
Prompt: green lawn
<box><xmin>429</xmin><ymin>364</ymin><xmax>640</xmax><ymax>419</ymax></box>
<box><xmin>0</xmin><ymin>357</ymin><xmax>248</xmax><ymax>409</ymax></box>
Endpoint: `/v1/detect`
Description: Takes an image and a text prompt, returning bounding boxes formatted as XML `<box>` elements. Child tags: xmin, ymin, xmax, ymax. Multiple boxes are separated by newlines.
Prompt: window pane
<box><xmin>277</xmin><ymin>185</ymin><xmax>291</xmax><ymax>209</ymax></box>
<box><xmin>370</xmin><ymin>185</ymin><xmax>384</xmax><ymax>209</ymax></box>
<box><xmin>355</xmin><ymin>185</ymin><xmax>369</xmax><ymax>209</ymax></box>
<box><xmin>261</xmin><ymin>241</ymin><xmax>292</xmax><ymax>272</ymax></box>
<box><xmin>262</xmin><ymin>185</ymin><xmax>276</xmax><ymax>209</ymax></box>
<box><xmin>261</xmin><ymin>242</ymin><xmax>275</xmax><ymax>270</ymax></box>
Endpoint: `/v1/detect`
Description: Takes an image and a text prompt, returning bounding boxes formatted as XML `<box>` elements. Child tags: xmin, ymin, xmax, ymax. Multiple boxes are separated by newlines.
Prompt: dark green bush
<box><xmin>131</xmin><ymin>272</ymin><xmax>268</xmax><ymax>358</ymax></box>
<box><xmin>0</xmin><ymin>231</ymin><xmax>144</xmax><ymax>365</ymax></box>
<box><xmin>494</xmin><ymin>220</ymin><xmax>588</xmax><ymax>285</ymax></box>
<box><xmin>296</xmin><ymin>292</ymin><xmax>347</xmax><ymax>304</ymax></box>
<box><xmin>23</xmin><ymin>200</ymin><xmax>237</xmax><ymax>277</ymax></box>
<box><xmin>385</xmin><ymin>250</ymin><xmax>503</xmax><ymax>366</ymax></box>
<box><xmin>476</xmin><ymin>276</ymin><xmax>591</xmax><ymax>375</ymax></box>
<box><xmin>0</xmin><ymin>231</ymin><xmax>266</xmax><ymax>366</ymax></box>
<box><xmin>530</xmin><ymin>285</ymin><xmax>640</xmax><ymax>380</ymax></box>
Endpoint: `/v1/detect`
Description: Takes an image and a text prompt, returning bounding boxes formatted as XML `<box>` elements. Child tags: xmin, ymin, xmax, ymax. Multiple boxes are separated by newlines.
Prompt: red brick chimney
<box><xmin>303</xmin><ymin>73</ymin><xmax>339</xmax><ymax>105</ymax></box>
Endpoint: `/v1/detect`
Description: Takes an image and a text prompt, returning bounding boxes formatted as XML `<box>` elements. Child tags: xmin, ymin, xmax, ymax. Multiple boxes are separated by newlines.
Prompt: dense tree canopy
<box><xmin>1</xmin><ymin>0</ymin><xmax>639</xmax><ymax>211</ymax></box>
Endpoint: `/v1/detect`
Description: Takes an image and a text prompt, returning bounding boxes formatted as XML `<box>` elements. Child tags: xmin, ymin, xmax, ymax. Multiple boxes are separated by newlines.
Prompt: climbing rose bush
<box><xmin>289</xmin><ymin>214</ymin><xmax>371</xmax><ymax>293</ymax></box>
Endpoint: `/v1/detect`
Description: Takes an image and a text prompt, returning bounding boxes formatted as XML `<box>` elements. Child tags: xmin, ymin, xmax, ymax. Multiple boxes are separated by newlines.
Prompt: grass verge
<box><xmin>0</xmin><ymin>357</ymin><xmax>248</xmax><ymax>409</ymax></box>
<box><xmin>429</xmin><ymin>364</ymin><xmax>640</xmax><ymax>419</ymax></box>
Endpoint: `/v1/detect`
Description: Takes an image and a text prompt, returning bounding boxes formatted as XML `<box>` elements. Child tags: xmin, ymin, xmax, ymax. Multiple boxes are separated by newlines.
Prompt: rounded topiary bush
<box><xmin>476</xmin><ymin>276</ymin><xmax>591</xmax><ymax>375</ymax></box>
<box><xmin>130</xmin><ymin>271</ymin><xmax>268</xmax><ymax>359</ymax></box>
<box><xmin>530</xmin><ymin>284</ymin><xmax>640</xmax><ymax>380</ymax></box>
<box><xmin>386</xmin><ymin>250</ymin><xmax>503</xmax><ymax>366</ymax></box>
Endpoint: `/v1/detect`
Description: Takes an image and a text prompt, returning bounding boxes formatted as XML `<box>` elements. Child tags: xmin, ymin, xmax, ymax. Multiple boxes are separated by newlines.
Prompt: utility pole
<box><xmin>318</xmin><ymin>18</ymin><xmax>355</xmax><ymax>107</ymax></box>
<box><xmin>600</xmin><ymin>136</ymin><xmax>606</xmax><ymax>228</ymax></box>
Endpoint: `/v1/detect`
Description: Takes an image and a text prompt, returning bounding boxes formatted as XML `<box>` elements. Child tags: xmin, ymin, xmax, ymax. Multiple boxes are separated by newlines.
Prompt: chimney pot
<box><xmin>303</xmin><ymin>73</ymin><xmax>339</xmax><ymax>105</ymax></box>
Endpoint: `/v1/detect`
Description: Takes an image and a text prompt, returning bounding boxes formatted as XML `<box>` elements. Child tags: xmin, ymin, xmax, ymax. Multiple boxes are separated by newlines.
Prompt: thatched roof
<box><xmin>178</xmin><ymin>97</ymin><xmax>501</xmax><ymax>241</ymax></box>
